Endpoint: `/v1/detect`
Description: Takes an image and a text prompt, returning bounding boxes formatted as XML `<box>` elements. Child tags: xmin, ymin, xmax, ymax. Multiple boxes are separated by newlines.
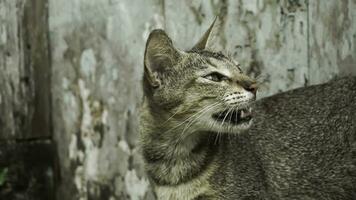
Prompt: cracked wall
<box><xmin>49</xmin><ymin>0</ymin><xmax>356</xmax><ymax>199</ymax></box>
<box><xmin>50</xmin><ymin>1</ymin><xmax>162</xmax><ymax>199</ymax></box>
<box><xmin>0</xmin><ymin>0</ymin><xmax>53</xmax><ymax>199</ymax></box>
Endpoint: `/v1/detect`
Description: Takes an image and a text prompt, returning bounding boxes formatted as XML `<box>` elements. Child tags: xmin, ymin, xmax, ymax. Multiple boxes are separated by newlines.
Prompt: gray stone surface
<box><xmin>308</xmin><ymin>0</ymin><xmax>356</xmax><ymax>84</ymax></box>
<box><xmin>0</xmin><ymin>0</ymin><xmax>53</xmax><ymax>199</ymax></box>
<box><xmin>223</xmin><ymin>0</ymin><xmax>309</xmax><ymax>97</ymax></box>
<box><xmin>47</xmin><ymin>0</ymin><xmax>356</xmax><ymax>199</ymax></box>
<box><xmin>0</xmin><ymin>0</ymin><xmax>51</xmax><ymax>139</ymax></box>
<box><xmin>49</xmin><ymin>0</ymin><xmax>162</xmax><ymax>199</ymax></box>
<box><xmin>0</xmin><ymin>0</ymin><xmax>354</xmax><ymax>199</ymax></box>
<box><xmin>0</xmin><ymin>0</ymin><xmax>33</xmax><ymax>139</ymax></box>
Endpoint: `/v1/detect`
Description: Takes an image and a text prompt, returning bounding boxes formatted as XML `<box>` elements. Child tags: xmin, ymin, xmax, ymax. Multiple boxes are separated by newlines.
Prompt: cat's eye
<box><xmin>203</xmin><ymin>72</ymin><xmax>229</xmax><ymax>82</ymax></box>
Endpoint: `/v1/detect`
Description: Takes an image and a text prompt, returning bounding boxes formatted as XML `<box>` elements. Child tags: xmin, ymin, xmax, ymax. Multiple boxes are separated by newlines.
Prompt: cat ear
<box><xmin>192</xmin><ymin>17</ymin><xmax>221</xmax><ymax>51</ymax></box>
<box><xmin>144</xmin><ymin>29</ymin><xmax>181</xmax><ymax>88</ymax></box>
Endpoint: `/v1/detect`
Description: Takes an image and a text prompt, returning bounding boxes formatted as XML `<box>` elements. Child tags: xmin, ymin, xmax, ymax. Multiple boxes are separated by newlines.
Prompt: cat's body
<box><xmin>211</xmin><ymin>77</ymin><xmax>356</xmax><ymax>199</ymax></box>
<box><xmin>140</xmin><ymin>19</ymin><xmax>356</xmax><ymax>200</ymax></box>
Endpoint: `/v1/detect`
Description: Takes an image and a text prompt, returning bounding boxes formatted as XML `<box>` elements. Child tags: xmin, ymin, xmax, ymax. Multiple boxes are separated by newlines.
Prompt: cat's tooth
<box><xmin>241</xmin><ymin>110</ymin><xmax>245</xmax><ymax>118</ymax></box>
<box><xmin>249</xmin><ymin>107</ymin><xmax>252</xmax><ymax>114</ymax></box>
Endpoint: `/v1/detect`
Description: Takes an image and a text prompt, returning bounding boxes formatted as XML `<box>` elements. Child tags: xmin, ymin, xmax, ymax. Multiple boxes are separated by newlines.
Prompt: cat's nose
<box><xmin>244</xmin><ymin>83</ymin><xmax>257</xmax><ymax>95</ymax></box>
<box><xmin>239</xmin><ymin>79</ymin><xmax>257</xmax><ymax>95</ymax></box>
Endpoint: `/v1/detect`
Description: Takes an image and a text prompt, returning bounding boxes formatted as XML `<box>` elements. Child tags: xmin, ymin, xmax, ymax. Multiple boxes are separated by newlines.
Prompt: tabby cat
<box><xmin>140</xmin><ymin>19</ymin><xmax>356</xmax><ymax>200</ymax></box>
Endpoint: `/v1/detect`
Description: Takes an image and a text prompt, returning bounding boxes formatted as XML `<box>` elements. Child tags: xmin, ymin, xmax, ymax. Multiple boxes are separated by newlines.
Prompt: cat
<box><xmin>139</xmin><ymin>19</ymin><xmax>356</xmax><ymax>200</ymax></box>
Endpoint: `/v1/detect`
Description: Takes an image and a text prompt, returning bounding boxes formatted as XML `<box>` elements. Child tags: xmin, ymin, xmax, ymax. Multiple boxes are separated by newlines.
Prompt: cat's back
<box><xmin>253</xmin><ymin>76</ymin><xmax>356</xmax><ymax>143</ymax></box>
<box><xmin>255</xmin><ymin>76</ymin><xmax>356</xmax><ymax>122</ymax></box>
<box><xmin>250</xmin><ymin>76</ymin><xmax>356</xmax><ymax>199</ymax></box>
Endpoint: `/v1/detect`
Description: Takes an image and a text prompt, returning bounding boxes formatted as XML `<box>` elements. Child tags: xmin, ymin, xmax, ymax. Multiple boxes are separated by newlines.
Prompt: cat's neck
<box><xmin>141</xmin><ymin>110</ymin><xmax>218</xmax><ymax>186</ymax></box>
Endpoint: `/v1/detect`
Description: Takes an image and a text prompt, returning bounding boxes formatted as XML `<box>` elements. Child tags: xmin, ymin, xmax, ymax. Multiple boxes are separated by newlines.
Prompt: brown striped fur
<box><xmin>140</xmin><ymin>19</ymin><xmax>356</xmax><ymax>200</ymax></box>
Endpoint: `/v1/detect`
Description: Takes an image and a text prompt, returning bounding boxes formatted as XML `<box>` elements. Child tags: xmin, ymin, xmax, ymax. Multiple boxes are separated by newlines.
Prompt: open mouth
<box><xmin>212</xmin><ymin>107</ymin><xmax>252</xmax><ymax>125</ymax></box>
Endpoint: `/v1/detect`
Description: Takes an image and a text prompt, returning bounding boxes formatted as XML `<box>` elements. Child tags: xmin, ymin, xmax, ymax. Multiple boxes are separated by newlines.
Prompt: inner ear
<box><xmin>192</xmin><ymin>17</ymin><xmax>221</xmax><ymax>51</ymax></box>
<box><xmin>144</xmin><ymin>29</ymin><xmax>181</xmax><ymax>88</ymax></box>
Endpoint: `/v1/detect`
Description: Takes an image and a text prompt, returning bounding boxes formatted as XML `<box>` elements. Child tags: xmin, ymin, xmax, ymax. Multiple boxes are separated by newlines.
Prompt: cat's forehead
<box><xmin>187</xmin><ymin>51</ymin><xmax>240</xmax><ymax>66</ymax></box>
<box><xmin>185</xmin><ymin>50</ymin><xmax>242</xmax><ymax>73</ymax></box>
<box><xmin>205</xmin><ymin>57</ymin><xmax>241</xmax><ymax>71</ymax></box>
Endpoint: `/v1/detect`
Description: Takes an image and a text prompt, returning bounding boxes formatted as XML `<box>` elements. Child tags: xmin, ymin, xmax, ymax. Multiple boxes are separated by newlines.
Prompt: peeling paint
<box><xmin>106</xmin><ymin>16</ymin><xmax>114</xmax><ymax>40</ymax></box>
<box><xmin>308</xmin><ymin>0</ymin><xmax>356</xmax><ymax>83</ymax></box>
<box><xmin>85</xmin><ymin>147</ymin><xmax>99</xmax><ymax>180</ymax></box>
<box><xmin>243</xmin><ymin>0</ymin><xmax>259</xmax><ymax>14</ymax></box>
<box><xmin>118</xmin><ymin>139</ymin><xmax>131</xmax><ymax>154</ymax></box>
<box><xmin>78</xmin><ymin>79</ymin><xmax>92</xmax><ymax>134</ymax></box>
<box><xmin>80</xmin><ymin>49</ymin><xmax>97</xmax><ymax>80</ymax></box>
<box><xmin>102</xmin><ymin>109</ymin><xmax>108</xmax><ymax>124</ymax></box>
<box><xmin>62</xmin><ymin>77</ymin><xmax>70</xmax><ymax>89</ymax></box>
<box><xmin>0</xmin><ymin>25</ymin><xmax>6</xmax><ymax>44</ymax></box>
<box><xmin>74</xmin><ymin>166</ymin><xmax>87</xmax><ymax>199</ymax></box>
<box><xmin>0</xmin><ymin>4</ymin><xmax>5</xmax><ymax>18</ymax></box>
<box><xmin>69</xmin><ymin>134</ymin><xmax>78</xmax><ymax>160</ymax></box>
<box><xmin>125</xmin><ymin>170</ymin><xmax>150</xmax><ymax>200</ymax></box>
<box><xmin>112</xmin><ymin>68</ymin><xmax>119</xmax><ymax>81</ymax></box>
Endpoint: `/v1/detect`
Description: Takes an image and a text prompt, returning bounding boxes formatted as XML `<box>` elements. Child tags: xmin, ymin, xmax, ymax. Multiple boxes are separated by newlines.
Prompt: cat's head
<box><xmin>143</xmin><ymin>19</ymin><xmax>257</xmax><ymax>134</ymax></box>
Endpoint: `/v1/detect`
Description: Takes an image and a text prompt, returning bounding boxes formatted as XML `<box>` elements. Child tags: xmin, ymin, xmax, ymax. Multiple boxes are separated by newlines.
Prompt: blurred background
<box><xmin>0</xmin><ymin>0</ymin><xmax>355</xmax><ymax>199</ymax></box>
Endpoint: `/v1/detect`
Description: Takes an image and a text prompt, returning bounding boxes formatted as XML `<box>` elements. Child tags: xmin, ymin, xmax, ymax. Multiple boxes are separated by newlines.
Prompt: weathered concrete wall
<box><xmin>0</xmin><ymin>0</ymin><xmax>51</xmax><ymax>139</ymax></box>
<box><xmin>0</xmin><ymin>0</ymin><xmax>53</xmax><ymax>199</ymax></box>
<box><xmin>0</xmin><ymin>0</ymin><xmax>33</xmax><ymax>139</ymax></box>
<box><xmin>308</xmin><ymin>0</ymin><xmax>356</xmax><ymax>84</ymax></box>
<box><xmin>49</xmin><ymin>0</ymin><xmax>163</xmax><ymax>199</ymax></box>
<box><xmin>48</xmin><ymin>0</ymin><xmax>356</xmax><ymax>199</ymax></box>
<box><xmin>164</xmin><ymin>0</ymin><xmax>356</xmax><ymax>97</ymax></box>
<box><xmin>224</xmin><ymin>0</ymin><xmax>309</xmax><ymax>96</ymax></box>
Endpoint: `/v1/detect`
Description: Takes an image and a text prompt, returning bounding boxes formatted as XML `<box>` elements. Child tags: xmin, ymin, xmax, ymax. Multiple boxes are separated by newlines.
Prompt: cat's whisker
<box><xmin>165</xmin><ymin>102</ymin><xmax>220</xmax><ymax>135</ymax></box>
<box><xmin>185</xmin><ymin>103</ymin><xmax>221</xmax><ymax>129</ymax></box>
<box><xmin>220</xmin><ymin>107</ymin><xmax>233</xmax><ymax>128</ymax></box>
<box><xmin>162</xmin><ymin>108</ymin><xmax>183</xmax><ymax>125</ymax></box>
<box><xmin>220</xmin><ymin>107</ymin><xmax>233</xmax><ymax>144</ymax></box>
<box><xmin>214</xmin><ymin>106</ymin><xmax>231</xmax><ymax>144</ymax></box>
<box><xmin>180</xmin><ymin>103</ymin><xmax>222</xmax><ymax>138</ymax></box>
<box><xmin>222</xmin><ymin>107</ymin><xmax>236</xmax><ymax>143</ymax></box>
<box><xmin>163</xmin><ymin>105</ymin><xmax>213</xmax><ymax>134</ymax></box>
<box><xmin>213</xmin><ymin>107</ymin><xmax>226</xmax><ymax>144</ymax></box>
<box><xmin>227</xmin><ymin>106</ymin><xmax>237</xmax><ymax>145</ymax></box>
<box><xmin>176</xmin><ymin>107</ymin><xmax>221</xmax><ymax>145</ymax></box>
<box><xmin>211</xmin><ymin>109</ymin><xmax>221</xmax><ymax>145</ymax></box>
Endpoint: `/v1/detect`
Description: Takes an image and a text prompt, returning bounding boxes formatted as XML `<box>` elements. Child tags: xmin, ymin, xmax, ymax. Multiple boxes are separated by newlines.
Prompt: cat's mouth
<box><xmin>212</xmin><ymin>107</ymin><xmax>252</xmax><ymax>125</ymax></box>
